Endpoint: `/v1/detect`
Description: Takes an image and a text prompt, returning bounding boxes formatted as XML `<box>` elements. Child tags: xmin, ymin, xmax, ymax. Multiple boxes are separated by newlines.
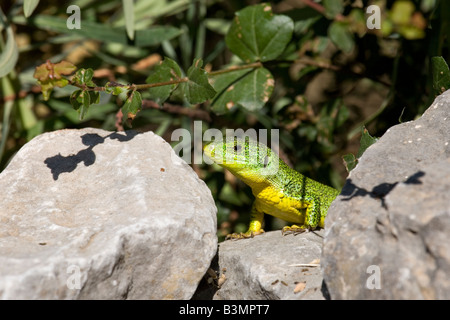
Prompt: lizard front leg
<box><xmin>226</xmin><ymin>202</ymin><xmax>265</xmax><ymax>240</ymax></box>
<box><xmin>282</xmin><ymin>198</ymin><xmax>321</xmax><ymax>235</ymax></box>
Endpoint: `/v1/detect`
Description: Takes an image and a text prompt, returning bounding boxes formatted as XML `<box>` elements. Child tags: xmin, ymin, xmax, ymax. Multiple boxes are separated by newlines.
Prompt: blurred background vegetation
<box><xmin>1</xmin><ymin>0</ymin><xmax>449</xmax><ymax>240</ymax></box>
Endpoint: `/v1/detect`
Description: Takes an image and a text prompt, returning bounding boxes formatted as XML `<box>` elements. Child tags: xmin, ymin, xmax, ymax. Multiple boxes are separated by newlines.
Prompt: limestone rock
<box><xmin>322</xmin><ymin>90</ymin><xmax>450</xmax><ymax>299</ymax></box>
<box><xmin>0</xmin><ymin>128</ymin><xmax>217</xmax><ymax>299</ymax></box>
<box><xmin>209</xmin><ymin>230</ymin><xmax>326</xmax><ymax>300</ymax></box>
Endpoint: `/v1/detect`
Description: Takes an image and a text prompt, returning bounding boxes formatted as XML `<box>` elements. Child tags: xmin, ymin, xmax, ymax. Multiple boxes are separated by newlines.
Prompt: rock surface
<box><xmin>322</xmin><ymin>90</ymin><xmax>450</xmax><ymax>299</ymax></box>
<box><xmin>196</xmin><ymin>230</ymin><xmax>326</xmax><ymax>300</ymax></box>
<box><xmin>0</xmin><ymin>128</ymin><xmax>217</xmax><ymax>299</ymax></box>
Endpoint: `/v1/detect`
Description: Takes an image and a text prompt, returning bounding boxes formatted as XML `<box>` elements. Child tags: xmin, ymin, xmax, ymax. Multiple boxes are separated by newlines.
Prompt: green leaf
<box><xmin>431</xmin><ymin>56</ymin><xmax>450</xmax><ymax>95</ymax></box>
<box><xmin>122</xmin><ymin>0</ymin><xmax>135</xmax><ymax>40</ymax></box>
<box><xmin>0</xmin><ymin>13</ymin><xmax>19</xmax><ymax>78</ymax></box>
<box><xmin>342</xmin><ymin>153</ymin><xmax>357</xmax><ymax>172</ymax></box>
<box><xmin>322</xmin><ymin>0</ymin><xmax>344</xmax><ymax>19</ymax></box>
<box><xmin>181</xmin><ymin>58</ymin><xmax>216</xmax><ymax>104</ymax></box>
<box><xmin>225</xmin><ymin>3</ymin><xmax>294</xmax><ymax>63</ymax></box>
<box><xmin>105</xmin><ymin>82</ymin><xmax>127</xmax><ymax>95</ymax></box>
<box><xmin>38</xmin><ymin>80</ymin><xmax>54</xmax><ymax>101</ymax></box>
<box><xmin>13</xmin><ymin>15</ymin><xmax>182</xmax><ymax>47</ymax></box>
<box><xmin>70</xmin><ymin>90</ymin><xmax>90</xmax><ymax>120</ymax></box>
<box><xmin>23</xmin><ymin>0</ymin><xmax>40</xmax><ymax>18</ymax></box>
<box><xmin>328</xmin><ymin>21</ymin><xmax>354</xmax><ymax>53</ymax></box>
<box><xmin>146</xmin><ymin>57</ymin><xmax>182</xmax><ymax>104</ymax></box>
<box><xmin>53</xmin><ymin>60</ymin><xmax>76</xmax><ymax>77</ymax></box>
<box><xmin>390</xmin><ymin>1</ymin><xmax>415</xmax><ymax>25</ymax></box>
<box><xmin>356</xmin><ymin>127</ymin><xmax>378</xmax><ymax>158</ymax></box>
<box><xmin>210</xmin><ymin>66</ymin><xmax>274</xmax><ymax>114</ymax></box>
<box><xmin>122</xmin><ymin>90</ymin><xmax>142</xmax><ymax>122</ymax></box>
<box><xmin>73</xmin><ymin>68</ymin><xmax>95</xmax><ymax>86</ymax></box>
<box><xmin>342</xmin><ymin>127</ymin><xmax>378</xmax><ymax>172</ymax></box>
<box><xmin>88</xmin><ymin>91</ymin><xmax>100</xmax><ymax>105</ymax></box>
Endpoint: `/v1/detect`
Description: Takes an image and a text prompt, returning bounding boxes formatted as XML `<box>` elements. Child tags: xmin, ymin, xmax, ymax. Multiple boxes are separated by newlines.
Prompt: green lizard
<box><xmin>204</xmin><ymin>137</ymin><xmax>340</xmax><ymax>239</ymax></box>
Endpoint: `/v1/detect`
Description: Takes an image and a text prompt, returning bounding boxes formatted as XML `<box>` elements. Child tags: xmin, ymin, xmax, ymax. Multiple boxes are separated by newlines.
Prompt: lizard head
<box><xmin>203</xmin><ymin>137</ymin><xmax>280</xmax><ymax>185</ymax></box>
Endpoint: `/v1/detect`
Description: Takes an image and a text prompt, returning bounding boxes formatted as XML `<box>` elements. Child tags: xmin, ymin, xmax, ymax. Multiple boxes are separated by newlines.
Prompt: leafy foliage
<box><xmin>225</xmin><ymin>3</ymin><xmax>294</xmax><ymax>62</ymax></box>
<box><xmin>343</xmin><ymin>128</ymin><xmax>378</xmax><ymax>172</ymax></box>
<box><xmin>431</xmin><ymin>56</ymin><xmax>450</xmax><ymax>95</ymax></box>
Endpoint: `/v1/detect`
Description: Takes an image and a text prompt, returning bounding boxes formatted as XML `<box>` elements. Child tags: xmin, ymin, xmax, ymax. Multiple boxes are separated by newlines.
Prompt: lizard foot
<box><xmin>226</xmin><ymin>229</ymin><xmax>265</xmax><ymax>240</ymax></box>
<box><xmin>282</xmin><ymin>225</ymin><xmax>309</xmax><ymax>236</ymax></box>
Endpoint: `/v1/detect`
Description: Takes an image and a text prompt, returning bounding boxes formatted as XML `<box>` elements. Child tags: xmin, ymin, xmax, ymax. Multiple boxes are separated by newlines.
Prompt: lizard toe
<box><xmin>282</xmin><ymin>225</ymin><xmax>309</xmax><ymax>236</ymax></box>
<box><xmin>226</xmin><ymin>229</ymin><xmax>265</xmax><ymax>240</ymax></box>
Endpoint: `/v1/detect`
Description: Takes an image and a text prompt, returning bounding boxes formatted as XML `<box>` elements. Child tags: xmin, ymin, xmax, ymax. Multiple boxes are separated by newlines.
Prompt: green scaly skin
<box><xmin>204</xmin><ymin>137</ymin><xmax>340</xmax><ymax>239</ymax></box>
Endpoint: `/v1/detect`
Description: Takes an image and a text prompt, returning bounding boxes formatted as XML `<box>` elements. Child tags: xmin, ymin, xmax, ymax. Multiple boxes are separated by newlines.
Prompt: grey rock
<box><xmin>212</xmin><ymin>230</ymin><xmax>326</xmax><ymax>300</ymax></box>
<box><xmin>0</xmin><ymin>128</ymin><xmax>217</xmax><ymax>299</ymax></box>
<box><xmin>322</xmin><ymin>90</ymin><xmax>450</xmax><ymax>299</ymax></box>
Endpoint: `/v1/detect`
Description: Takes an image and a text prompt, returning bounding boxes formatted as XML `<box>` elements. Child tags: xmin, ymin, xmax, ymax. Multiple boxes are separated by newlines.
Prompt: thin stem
<box><xmin>133</xmin><ymin>78</ymin><xmax>188</xmax><ymax>90</ymax></box>
<box><xmin>69</xmin><ymin>81</ymin><xmax>106</xmax><ymax>92</ymax></box>
<box><xmin>67</xmin><ymin>61</ymin><xmax>263</xmax><ymax>92</ymax></box>
<box><xmin>208</xmin><ymin>62</ymin><xmax>262</xmax><ymax>76</ymax></box>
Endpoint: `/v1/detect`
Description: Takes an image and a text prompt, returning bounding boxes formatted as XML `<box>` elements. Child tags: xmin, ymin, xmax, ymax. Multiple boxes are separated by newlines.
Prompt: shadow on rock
<box><xmin>44</xmin><ymin>131</ymin><xmax>140</xmax><ymax>180</ymax></box>
<box><xmin>340</xmin><ymin>170</ymin><xmax>425</xmax><ymax>208</ymax></box>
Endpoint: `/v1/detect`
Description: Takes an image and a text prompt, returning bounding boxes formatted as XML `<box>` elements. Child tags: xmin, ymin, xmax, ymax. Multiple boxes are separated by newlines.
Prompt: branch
<box><xmin>141</xmin><ymin>100</ymin><xmax>212</xmax><ymax>122</ymax></box>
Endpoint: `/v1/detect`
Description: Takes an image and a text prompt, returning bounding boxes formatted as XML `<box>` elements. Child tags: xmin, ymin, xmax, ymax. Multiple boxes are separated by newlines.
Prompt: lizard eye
<box><xmin>234</xmin><ymin>144</ymin><xmax>242</xmax><ymax>152</ymax></box>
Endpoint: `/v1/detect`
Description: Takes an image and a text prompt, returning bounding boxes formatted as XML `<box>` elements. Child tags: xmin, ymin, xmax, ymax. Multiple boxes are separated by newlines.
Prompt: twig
<box><xmin>141</xmin><ymin>100</ymin><xmax>212</xmax><ymax>122</ymax></box>
<box><xmin>296</xmin><ymin>57</ymin><xmax>392</xmax><ymax>87</ymax></box>
<box><xmin>208</xmin><ymin>62</ymin><xmax>263</xmax><ymax>76</ymax></box>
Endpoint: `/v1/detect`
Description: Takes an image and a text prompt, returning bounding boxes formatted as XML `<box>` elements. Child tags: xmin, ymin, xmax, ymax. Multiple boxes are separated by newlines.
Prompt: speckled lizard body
<box><xmin>204</xmin><ymin>137</ymin><xmax>340</xmax><ymax>239</ymax></box>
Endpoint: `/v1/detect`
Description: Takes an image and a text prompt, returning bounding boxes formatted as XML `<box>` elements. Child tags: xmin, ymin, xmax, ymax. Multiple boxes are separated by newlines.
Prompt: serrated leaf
<box><xmin>146</xmin><ymin>57</ymin><xmax>182</xmax><ymax>104</ymax></box>
<box><xmin>328</xmin><ymin>21</ymin><xmax>354</xmax><ymax>53</ymax></box>
<box><xmin>431</xmin><ymin>56</ymin><xmax>450</xmax><ymax>95</ymax></box>
<box><xmin>23</xmin><ymin>0</ymin><xmax>40</xmax><ymax>18</ymax></box>
<box><xmin>122</xmin><ymin>90</ymin><xmax>142</xmax><ymax>122</ymax></box>
<box><xmin>181</xmin><ymin>59</ymin><xmax>216</xmax><ymax>104</ymax></box>
<box><xmin>342</xmin><ymin>127</ymin><xmax>378</xmax><ymax>172</ymax></box>
<box><xmin>210</xmin><ymin>66</ymin><xmax>274</xmax><ymax>114</ymax></box>
<box><xmin>356</xmin><ymin>127</ymin><xmax>378</xmax><ymax>158</ymax></box>
<box><xmin>225</xmin><ymin>3</ymin><xmax>293</xmax><ymax>63</ymax></box>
